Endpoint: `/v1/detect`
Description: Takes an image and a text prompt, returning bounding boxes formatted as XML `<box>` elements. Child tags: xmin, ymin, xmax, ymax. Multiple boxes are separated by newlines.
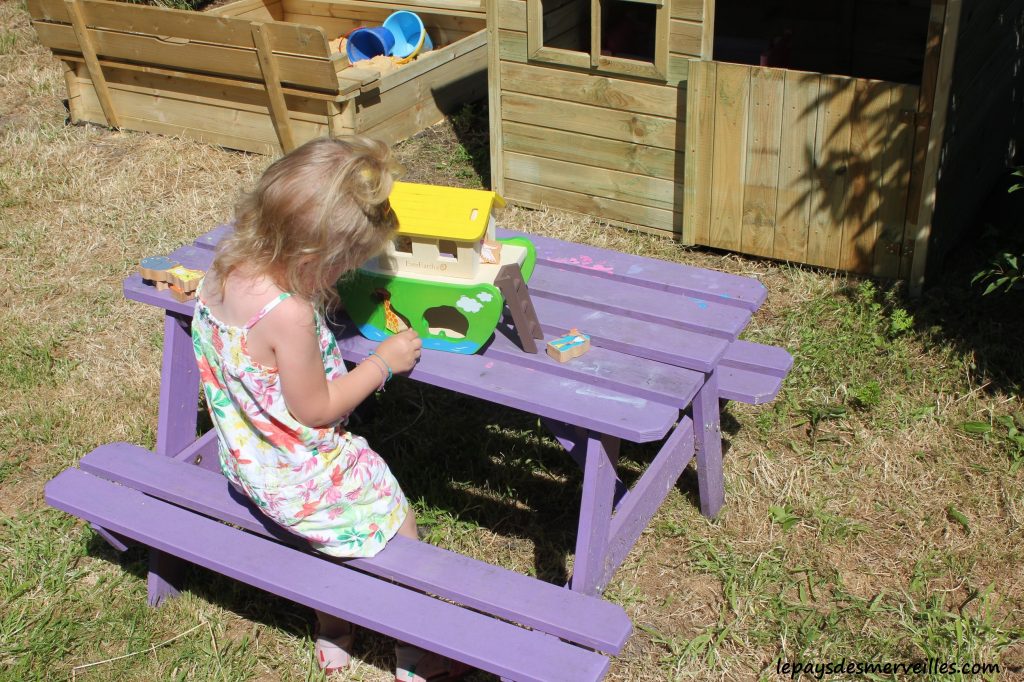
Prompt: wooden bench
<box><xmin>47</xmin><ymin>441</ymin><xmax>631</xmax><ymax>681</ymax></box>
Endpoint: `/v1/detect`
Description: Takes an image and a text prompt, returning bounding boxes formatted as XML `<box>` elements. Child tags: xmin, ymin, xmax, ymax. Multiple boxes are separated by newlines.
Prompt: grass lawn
<box><xmin>1</xmin><ymin>1</ymin><xmax>1023</xmax><ymax>679</ymax></box>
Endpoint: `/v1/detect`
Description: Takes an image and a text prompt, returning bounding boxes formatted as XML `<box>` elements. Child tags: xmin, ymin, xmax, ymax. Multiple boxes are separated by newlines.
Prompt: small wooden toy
<box><xmin>338</xmin><ymin>182</ymin><xmax>538</xmax><ymax>355</ymax></box>
<box><xmin>139</xmin><ymin>256</ymin><xmax>205</xmax><ymax>302</ymax></box>
<box><xmin>546</xmin><ymin>328</ymin><xmax>591</xmax><ymax>362</ymax></box>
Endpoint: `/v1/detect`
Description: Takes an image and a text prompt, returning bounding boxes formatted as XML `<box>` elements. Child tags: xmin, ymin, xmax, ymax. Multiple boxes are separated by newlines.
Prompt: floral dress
<box><xmin>191</xmin><ymin>284</ymin><xmax>409</xmax><ymax>557</ymax></box>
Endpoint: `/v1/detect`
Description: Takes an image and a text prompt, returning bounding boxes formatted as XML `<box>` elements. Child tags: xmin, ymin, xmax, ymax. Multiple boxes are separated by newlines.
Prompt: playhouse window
<box><xmin>393</xmin><ymin>236</ymin><xmax>413</xmax><ymax>254</ymax></box>
<box><xmin>438</xmin><ymin>239</ymin><xmax>459</xmax><ymax>260</ymax></box>
<box><xmin>529</xmin><ymin>0</ymin><xmax>669</xmax><ymax>79</ymax></box>
<box><xmin>712</xmin><ymin>0</ymin><xmax>931</xmax><ymax>84</ymax></box>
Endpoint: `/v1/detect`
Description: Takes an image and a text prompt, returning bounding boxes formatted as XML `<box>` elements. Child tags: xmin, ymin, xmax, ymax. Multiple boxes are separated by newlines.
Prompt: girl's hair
<box><xmin>211</xmin><ymin>136</ymin><xmax>401</xmax><ymax>309</ymax></box>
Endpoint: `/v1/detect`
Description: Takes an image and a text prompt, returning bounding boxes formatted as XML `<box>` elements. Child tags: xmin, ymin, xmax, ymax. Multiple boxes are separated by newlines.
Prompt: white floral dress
<box><xmin>191</xmin><ymin>285</ymin><xmax>409</xmax><ymax>557</ymax></box>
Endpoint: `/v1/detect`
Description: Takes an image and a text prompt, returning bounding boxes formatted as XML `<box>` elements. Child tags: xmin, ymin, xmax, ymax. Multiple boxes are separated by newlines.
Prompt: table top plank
<box><xmin>528</xmin><ymin>263</ymin><xmax>751</xmax><ymax>340</ymax></box>
<box><xmin>481</xmin><ymin>327</ymin><xmax>704</xmax><ymax>409</ymax></box>
<box><xmin>498</xmin><ymin>228</ymin><xmax>767</xmax><ymax>311</ymax></box>
<box><xmin>528</xmin><ymin>296</ymin><xmax>728</xmax><ymax>373</ymax></box>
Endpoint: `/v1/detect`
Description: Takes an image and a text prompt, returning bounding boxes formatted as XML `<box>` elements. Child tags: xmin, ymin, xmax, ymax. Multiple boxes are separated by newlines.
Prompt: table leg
<box><xmin>692</xmin><ymin>369</ymin><xmax>725</xmax><ymax>518</ymax></box>
<box><xmin>570</xmin><ymin>433</ymin><xmax>619</xmax><ymax>596</ymax></box>
<box><xmin>149</xmin><ymin>311</ymin><xmax>200</xmax><ymax>606</ymax></box>
<box><xmin>542</xmin><ymin>418</ymin><xmax>627</xmax><ymax>504</ymax></box>
<box><xmin>157</xmin><ymin>312</ymin><xmax>200</xmax><ymax>458</ymax></box>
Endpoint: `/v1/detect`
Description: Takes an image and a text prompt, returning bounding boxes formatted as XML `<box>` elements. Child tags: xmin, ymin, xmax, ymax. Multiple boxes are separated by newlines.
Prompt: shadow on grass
<box><xmin>905</xmin><ymin>172</ymin><xmax>1024</xmax><ymax>397</ymax></box>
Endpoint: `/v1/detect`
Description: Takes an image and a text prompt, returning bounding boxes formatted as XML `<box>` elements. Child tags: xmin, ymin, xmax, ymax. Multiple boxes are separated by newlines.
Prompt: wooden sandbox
<box><xmin>28</xmin><ymin>0</ymin><xmax>487</xmax><ymax>154</ymax></box>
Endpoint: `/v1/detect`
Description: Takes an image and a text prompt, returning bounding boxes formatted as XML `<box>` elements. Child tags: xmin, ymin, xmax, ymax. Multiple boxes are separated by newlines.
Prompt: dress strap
<box><xmin>244</xmin><ymin>292</ymin><xmax>292</xmax><ymax>330</ymax></box>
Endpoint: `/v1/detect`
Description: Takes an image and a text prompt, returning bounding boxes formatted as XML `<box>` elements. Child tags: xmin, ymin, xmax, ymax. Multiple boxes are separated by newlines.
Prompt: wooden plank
<box><xmin>838</xmin><ymin>79</ymin><xmax>891</xmax><ymax>274</ymax></box>
<box><xmin>668</xmin><ymin>18</ymin><xmax>701</xmax><ymax>57</ymax></box>
<box><xmin>498</xmin><ymin>61</ymin><xmax>679</xmax><ymax>117</ymax></box>
<box><xmin>488</xmin><ymin>0</ymin><xmax>505</xmax><ymax>194</ymax></box>
<box><xmin>771</xmin><ymin>69</ymin><xmax>818</xmax><ymax>264</ymax></box>
<box><xmin>353</xmin><ymin>41</ymin><xmax>484</xmax><ymax>129</ymax></box>
<box><xmin>33</xmin><ymin>0</ymin><xmax>328</xmax><ymax>57</ymax></box>
<box><xmin>252</xmin><ymin>22</ymin><xmax>296</xmax><ymax>152</ymax></box>
<box><xmin>909</xmin><ymin>0</ymin><xmax>962</xmax><ymax>290</ymax></box>
<box><xmin>666</xmin><ymin>54</ymin><xmax>689</xmax><ymax>86</ymax></box>
<box><xmin>873</xmin><ymin>85</ymin><xmax>917</xmax><ymax>278</ymax></box>
<box><xmin>707</xmin><ymin>62</ymin><xmax>748</xmax><ymax>251</ymax></box>
<box><xmin>700</xmin><ymin>0</ymin><xmax>714</xmax><ymax>60</ymax></box>
<box><xmin>498</xmin><ymin>28</ymin><xmax>527</xmax><ymax>62</ymax></box>
<box><xmin>670</xmin><ymin>0</ymin><xmax>701</xmax><ymax>21</ymax></box>
<box><xmin>64</xmin><ymin>0</ymin><xmax>120</xmax><ymax>128</ymax></box>
<box><xmin>740</xmin><ymin>66</ymin><xmax>783</xmax><ymax>258</ymax></box>
<box><xmin>73</xmin><ymin>67</ymin><xmax>333</xmax><ymax>121</ymax></box>
<box><xmin>75</xmin><ymin>75</ymin><xmax>328</xmax><ymax>150</ymax></box>
<box><xmin>32</xmin><ymin>21</ymin><xmax>338</xmax><ymax>92</ymax></box>
<box><xmin>682</xmin><ymin>58</ymin><xmax>715</xmax><ymax>245</ymax></box>
<box><xmin>503</xmin><ymin>179</ymin><xmax>679</xmax><ymax>234</ymax></box>
<box><xmin>502</xmin><ymin>121</ymin><xmax>682</xmax><ymax>180</ymax></box>
<box><xmin>207</xmin><ymin>0</ymin><xmax>282</xmax><ymax>19</ymax></box>
<box><xmin>504</xmin><ymin>151</ymin><xmax>680</xmax><ymax>210</ymax></box>
<box><xmin>501</xmin><ymin>91</ymin><xmax>678</xmax><ymax>149</ymax></box>
<box><xmin>805</xmin><ymin>74</ymin><xmax>854</xmax><ymax>270</ymax></box>
<box><xmin>498</xmin><ymin>0</ymin><xmax>526</xmax><ymax>30</ymax></box>
<box><xmin>282</xmin><ymin>0</ymin><xmax>485</xmax><ymax>19</ymax></box>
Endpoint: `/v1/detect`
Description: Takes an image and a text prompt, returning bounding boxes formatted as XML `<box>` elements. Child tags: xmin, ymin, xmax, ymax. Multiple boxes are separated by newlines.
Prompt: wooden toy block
<box><xmin>546</xmin><ymin>328</ymin><xmax>591</xmax><ymax>362</ymax></box>
<box><xmin>480</xmin><ymin>240</ymin><xmax>502</xmax><ymax>264</ymax></box>
<box><xmin>140</xmin><ymin>256</ymin><xmax>204</xmax><ymax>300</ymax></box>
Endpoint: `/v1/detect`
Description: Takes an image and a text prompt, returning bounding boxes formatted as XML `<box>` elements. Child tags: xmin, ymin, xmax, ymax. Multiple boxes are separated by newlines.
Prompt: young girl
<box><xmin>192</xmin><ymin>137</ymin><xmax>467</xmax><ymax>680</ymax></box>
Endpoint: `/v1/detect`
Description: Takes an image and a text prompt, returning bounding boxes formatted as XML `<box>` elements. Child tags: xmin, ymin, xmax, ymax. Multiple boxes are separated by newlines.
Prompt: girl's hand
<box><xmin>375</xmin><ymin>329</ymin><xmax>422</xmax><ymax>374</ymax></box>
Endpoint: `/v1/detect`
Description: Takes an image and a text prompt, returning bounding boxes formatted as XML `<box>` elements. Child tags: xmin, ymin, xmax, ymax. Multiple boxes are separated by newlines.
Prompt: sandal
<box><xmin>395</xmin><ymin>644</ymin><xmax>471</xmax><ymax>682</ymax></box>
<box><xmin>314</xmin><ymin>621</ymin><xmax>355</xmax><ymax>674</ymax></box>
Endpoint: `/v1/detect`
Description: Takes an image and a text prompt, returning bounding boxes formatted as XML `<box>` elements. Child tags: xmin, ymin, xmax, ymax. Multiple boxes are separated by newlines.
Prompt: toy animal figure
<box><xmin>139</xmin><ymin>256</ymin><xmax>204</xmax><ymax>302</ymax></box>
<box><xmin>546</xmin><ymin>328</ymin><xmax>591</xmax><ymax>362</ymax></box>
<box><xmin>374</xmin><ymin>289</ymin><xmax>409</xmax><ymax>333</ymax></box>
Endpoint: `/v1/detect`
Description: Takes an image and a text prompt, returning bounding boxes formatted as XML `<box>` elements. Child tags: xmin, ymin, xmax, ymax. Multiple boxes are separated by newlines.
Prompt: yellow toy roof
<box><xmin>390</xmin><ymin>181</ymin><xmax>505</xmax><ymax>242</ymax></box>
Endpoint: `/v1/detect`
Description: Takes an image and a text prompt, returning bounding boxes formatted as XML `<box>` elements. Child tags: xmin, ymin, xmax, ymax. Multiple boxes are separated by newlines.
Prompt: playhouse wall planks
<box><xmin>30</xmin><ymin>0</ymin><xmax>487</xmax><ymax>154</ymax></box>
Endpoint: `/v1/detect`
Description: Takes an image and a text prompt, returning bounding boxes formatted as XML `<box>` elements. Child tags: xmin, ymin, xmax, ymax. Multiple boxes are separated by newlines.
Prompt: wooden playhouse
<box><xmin>28</xmin><ymin>0</ymin><xmax>488</xmax><ymax>154</ymax></box>
<box><xmin>487</xmin><ymin>0</ymin><xmax>1024</xmax><ymax>290</ymax></box>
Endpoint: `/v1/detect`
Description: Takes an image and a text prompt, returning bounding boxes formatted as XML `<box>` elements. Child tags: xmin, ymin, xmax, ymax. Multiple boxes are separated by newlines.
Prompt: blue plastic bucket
<box><xmin>383</xmin><ymin>11</ymin><xmax>433</xmax><ymax>60</ymax></box>
<box><xmin>346</xmin><ymin>27</ymin><xmax>396</xmax><ymax>62</ymax></box>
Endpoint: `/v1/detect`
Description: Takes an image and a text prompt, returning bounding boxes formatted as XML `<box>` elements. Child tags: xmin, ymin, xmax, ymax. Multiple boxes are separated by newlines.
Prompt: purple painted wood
<box><xmin>335</xmin><ymin>327</ymin><xmax>678</xmax><ymax>443</ymax></box>
<box><xmin>497</xmin><ymin>228</ymin><xmax>767</xmax><ymax>311</ymax></box>
<box><xmin>528</xmin><ymin>264</ymin><xmax>751</xmax><ymax>340</ymax></box>
<box><xmin>691</xmin><ymin>371</ymin><xmax>725</xmax><ymax>518</ymax></box>
<box><xmin>486</xmin><ymin>329</ymin><xmax>704</xmax><ymax>409</ymax></box>
<box><xmin>172</xmin><ymin>429</ymin><xmax>220</xmax><ymax>472</ymax></box>
<box><xmin>721</xmin><ymin>340</ymin><xmax>793</xmax><ymax>377</ymax></box>
<box><xmin>89</xmin><ymin>523</ymin><xmax>131</xmax><ymax>552</ymax></box>
<box><xmin>601</xmin><ymin>418</ymin><xmax>694</xmax><ymax>589</ymax></box>
<box><xmin>525</xmin><ymin>297</ymin><xmax>728</xmax><ymax>372</ymax></box>
<box><xmin>123</xmin><ymin>245</ymin><xmax>214</xmax><ymax>317</ymax></box>
<box><xmin>79</xmin><ymin>443</ymin><xmax>632</xmax><ymax>653</ymax></box>
<box><xmin>718</xmin><ymin>366</ymin><xmax>785</xmax><ymax>405</ymax></box>
<box><xmin>194</xmin><ymin>223</ymin><xmax>232</xmax><ymax>250</ymax></box>
<box><xmin>46</xmin><ymin>469</ymin><xmax>612</xmax><ymax>681</ymax></box>
<box><xmin>571</xmin><ymin>434</ymin><xmax>620</xmax><ymax>595</ymax></box>
<box><xmin>541</xmin><ymin>419</ymin><xmax>628</xmax><ymax>506</ymax></box>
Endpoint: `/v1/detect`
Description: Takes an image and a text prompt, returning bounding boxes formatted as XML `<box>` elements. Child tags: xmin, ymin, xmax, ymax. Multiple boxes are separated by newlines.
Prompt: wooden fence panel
<box><xmin>683</xmin><ymin>60</ymin><xmax>919</xmax><ymax>278</ymax></box>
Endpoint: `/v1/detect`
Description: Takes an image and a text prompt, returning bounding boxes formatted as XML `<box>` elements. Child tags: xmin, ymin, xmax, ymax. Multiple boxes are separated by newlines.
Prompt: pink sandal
<box><xmin>395</xmin><ymin>644</ymin><xmax>471</xmax><ymax>682</ymax></box>
<box><xmin>314</xmin><ymin>622</ymin><xmax>355</xmax><ymax>674</ymax></box>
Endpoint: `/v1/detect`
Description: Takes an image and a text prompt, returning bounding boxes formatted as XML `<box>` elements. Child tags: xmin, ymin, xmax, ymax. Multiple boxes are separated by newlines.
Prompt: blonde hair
<box><xmin>212</xmin><ymin>136</ymin><xmax>401</xmax><ymax>309</ymax></box>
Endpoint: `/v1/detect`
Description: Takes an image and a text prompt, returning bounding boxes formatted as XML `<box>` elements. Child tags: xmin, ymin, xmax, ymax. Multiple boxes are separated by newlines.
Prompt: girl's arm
<box><xmin>266</xmin><ymin>297</ymin><xmax>420</xmax><ymax>428</ymax></box>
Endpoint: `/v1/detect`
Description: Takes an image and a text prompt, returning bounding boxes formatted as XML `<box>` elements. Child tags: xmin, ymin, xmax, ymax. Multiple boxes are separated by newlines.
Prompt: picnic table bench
<box><xmin>45</xmin><ymin>224</ymin><xmax>791</xmax><ymax>681</ymax></box>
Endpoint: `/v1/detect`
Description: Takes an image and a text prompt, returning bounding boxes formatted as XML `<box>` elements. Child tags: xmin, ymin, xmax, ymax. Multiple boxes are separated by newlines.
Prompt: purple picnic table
<box><xmin>45</xmin><ymin>224</ymin><xmax>791</xmax><ymax>681</ymax></box>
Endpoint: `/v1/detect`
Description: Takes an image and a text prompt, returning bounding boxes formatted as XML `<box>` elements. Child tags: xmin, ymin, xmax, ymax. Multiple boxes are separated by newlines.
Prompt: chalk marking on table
<box><xmin>574</xmin><ymin>386</ymin><xmax>647</xmax><ymax>407</ymax></box>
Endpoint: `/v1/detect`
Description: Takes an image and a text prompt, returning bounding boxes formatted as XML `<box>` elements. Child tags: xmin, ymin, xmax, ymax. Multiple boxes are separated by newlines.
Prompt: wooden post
<box><xmin>907</xmin><ymin>0</ymin><xmax>961</xmax><ymax>295</ymax></box>
<box><xmin>486</xmin><ymin>0</ymin><xmax>505</xmax><ymax>194</ymax></box>
<box><xmin>64</xmin><ymin>0</ymin><xmax>120</xmax><ymax>129</ymax></box>
<box><xmin>251</xmin><ymin>22</ymin><xmax>296</xmax><ymax>154</ymax></box>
